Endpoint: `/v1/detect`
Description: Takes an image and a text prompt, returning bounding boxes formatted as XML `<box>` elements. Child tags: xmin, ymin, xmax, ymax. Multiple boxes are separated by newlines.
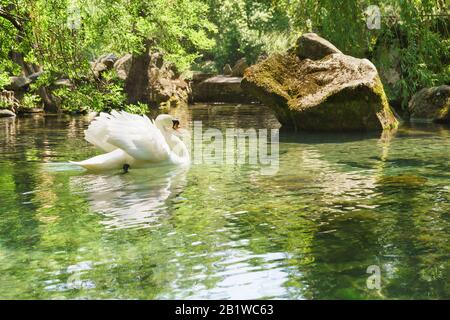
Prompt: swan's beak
<box><xmin>172</xmin><ymin>119</ymin><xmax>180</xmax><ymax>130</ymax></box>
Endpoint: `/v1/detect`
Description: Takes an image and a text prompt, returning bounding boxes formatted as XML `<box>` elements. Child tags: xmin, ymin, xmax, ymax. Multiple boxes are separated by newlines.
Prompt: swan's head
<box><xmin>155</xmin><ymin>114</ymin><xmax>180</xmax><ymax>131</ymax></box>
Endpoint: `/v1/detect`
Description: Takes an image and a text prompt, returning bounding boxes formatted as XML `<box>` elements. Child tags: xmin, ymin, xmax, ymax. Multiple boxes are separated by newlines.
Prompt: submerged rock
<box><xmin>192</xmin><ymin>75</ymin><xmax>253</xmax><ymax>103</ymax></box>
<box><xmin>408</xmin><ymin>85</ymin><xmax>450</xmax><ymax>123</ymax></box>
<box><xmin>377</xmin><ymin>175</ymin><xmax>427</xmax><ymax>188</ymax></box>
<box><xmin>242</xmin><ymin>34</ymin><xmax>398</xmax><ymax>131</ymax></box>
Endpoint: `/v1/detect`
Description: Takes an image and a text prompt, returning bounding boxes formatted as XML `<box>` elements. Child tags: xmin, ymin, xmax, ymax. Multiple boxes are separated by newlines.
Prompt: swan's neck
<box><xmin>158</xmin><ymin>127</ymin><xmax>189</xmax><ymax>161</ymax></box>
<box><xmin>157</xmin><ymin>126</ymin><xmax>176</xmax><ymax>149</ymax></box>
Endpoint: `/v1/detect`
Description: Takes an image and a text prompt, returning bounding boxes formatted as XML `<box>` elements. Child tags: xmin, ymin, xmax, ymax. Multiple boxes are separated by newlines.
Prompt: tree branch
<box><xmin>0</xmin><ymin>6</ymin><xmax>24</xmax><ymax>32</ymax></box>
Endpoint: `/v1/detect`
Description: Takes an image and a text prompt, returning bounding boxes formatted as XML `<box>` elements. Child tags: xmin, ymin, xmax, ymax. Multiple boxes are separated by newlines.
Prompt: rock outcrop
<box><xmin>125</xmin><ymin>49</ymin><xmax>190</xmax><ymax>107</ymax></box>
<box><xmin>0</xmin><ymin>90</ymin><xmax>19</xmax><ymax>112</ymax></box>
<box><xmin>231</xmin><ymin>58</ymin><xmax>249</xmax><ymax>77</ymax></box>
<box><xmin>192</xmin><ymin>75</ymin><xmax>254</xmax><ymax>103</ymax></box>
<box><xmin>7</xmin><ymin>76</ymin><xmax>31</xmax><ymax>91</ymax></box>
<box><xmin>91</xmin><ymin>54</ymin><xmax>118</xmax><ymax>78</ymax></box>
<box><xmin>408</xmin><ymin>85</ymin><xmax>450</xmax><ymax>123</ymax></box>
<box><xmin>294</xmin><ymin>33</ymin><xmax>342</xmax><ymax>60</ymax></box>
<box><xmin>241</xmin><ymin>33</ymin><xmax>398</xmax><ymax>131</ymax></box>
<box><xmin>113</xmin><ymin>54</ymin><xmax>133</xmax><ymax>80</ymax></box>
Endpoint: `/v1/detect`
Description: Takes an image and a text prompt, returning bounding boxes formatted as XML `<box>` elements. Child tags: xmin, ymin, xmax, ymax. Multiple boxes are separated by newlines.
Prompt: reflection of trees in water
<box><xmin>234</xmin><ymin>128</ymin><xmax>449</xmax><ymax>299</ymax></box>
<box><xmin>0</xmin><ymin>115</ymin><xmax>96</xmax><ymax>297</ymax></box>
<box><xmin>238</xmin><ymin>139</ymin><xmax>383</xmax><ymax>299</ymax></box>
<box><xmin>283</xmin><ymin>129</ymin><xmax>449</xmax><ymax>299</ymax></box>
<box><xmin>0</xmin><ymin>113</ymin><xmax>449</xmax><ymax>298</ymax></box>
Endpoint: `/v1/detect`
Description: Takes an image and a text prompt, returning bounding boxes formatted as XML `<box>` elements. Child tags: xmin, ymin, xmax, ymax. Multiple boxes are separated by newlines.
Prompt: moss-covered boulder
<box><xmin>241</xmin><ymin>35</ymin><xmax>398</xmax><ymax>131</ymax></box>
<box><xmin>408</xmin><ymin>85</ymin><xmax>450</xmax><ymax>123</ymax></box>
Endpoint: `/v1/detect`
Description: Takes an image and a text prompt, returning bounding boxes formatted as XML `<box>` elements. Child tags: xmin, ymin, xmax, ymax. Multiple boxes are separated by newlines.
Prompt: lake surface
<box><xmin>0</xmin><ymin>104</ymin><xmax>449</xmax><ymax>299</ymax></box>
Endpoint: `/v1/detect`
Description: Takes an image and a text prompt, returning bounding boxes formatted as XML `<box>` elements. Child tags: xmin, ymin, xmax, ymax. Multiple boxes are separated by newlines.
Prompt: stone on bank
<box><xmin>408</xmin><ymin>85</ymin><xmax>450</xmax><ymax>123</ymax></box>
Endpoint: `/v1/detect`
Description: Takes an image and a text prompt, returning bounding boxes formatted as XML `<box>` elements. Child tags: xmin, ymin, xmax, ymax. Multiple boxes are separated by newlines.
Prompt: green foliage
<box><xmin>0</xmin><ymin>100</ymin><xmax>8</xmax><ymax>109</ymax></box>
<box><xmin>0</xmin><ymin>0</ymin><xmax>448</xmax><ymax>112</ymax></box>
<box><xmin>21</xmin><ymin>93</ymin><xmax>42</xmax><ymax>109</ymax></box>
<box><xmin>53</xmin><ymin>82</ymin><xmax>127</xmax><ymax>112</ymax></box>
<box><xmin>123</xmin><ymin>102</ymin><xmax>150</xmax><ymax>115</ymax></box>
<box><xmin>275</xmin><ymin>0</ymin><xmax>449</xmax><ymax>109</ymax></box>
<box><xmin>204</xmin><ymin>0</ymin><xmax>291</xmax><ymax>68</ymax></box>
<box><xmin>0</xmin><ymin>73</ymin><xmax>11</xmax><ymax>90</ymax></box>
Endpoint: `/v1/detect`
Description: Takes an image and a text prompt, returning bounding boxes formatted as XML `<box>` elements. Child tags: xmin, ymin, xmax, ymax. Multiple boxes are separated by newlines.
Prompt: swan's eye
<box><xmin>172</xmin><ymin>119</ymin><xmax>180</xmax><ymax>130</ymax></box>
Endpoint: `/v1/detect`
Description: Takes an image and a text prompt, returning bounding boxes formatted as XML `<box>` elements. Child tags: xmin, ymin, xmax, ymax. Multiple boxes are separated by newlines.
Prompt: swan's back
<box><xmin>85</xmin><ymin>111</ymin><xmax>172</xmax><ymax>163</ymax></box>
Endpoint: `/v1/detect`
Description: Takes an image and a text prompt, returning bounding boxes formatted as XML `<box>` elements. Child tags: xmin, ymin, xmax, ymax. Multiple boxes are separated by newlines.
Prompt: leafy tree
<box><xmin>274</xmin><ymin>0</ymin><xmax>449</xmax><ymax>108</ymax></box>
<box><xmin>0</xmin><ymin>0</ymin><xmax>216</xmax><ymax>111</ymax></box>
<box><xmin>203</xmin><ymin>0</ymin><xmax>291</xmax><ymax>69</ymax></box>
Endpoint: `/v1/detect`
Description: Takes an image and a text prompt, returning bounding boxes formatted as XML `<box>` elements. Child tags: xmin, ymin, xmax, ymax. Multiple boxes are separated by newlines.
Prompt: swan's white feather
<box><xmin>84</xmin><ymin>112</ymin><xmax>117</xmax><ymax>152</ymax></box>
<box><xmin>85</xmin><ymin>111</ymin><xmax>171</xmax><ymax>162</ymax></box>
<box><xmin>75</xmin><ymin>111</ymin><xmax>189</xmax><ymax>171</ymax></box>
<box><xmin>70</xmin><ymin>149</ymin><xmax>133</xmax><ymax>171</ymax></box>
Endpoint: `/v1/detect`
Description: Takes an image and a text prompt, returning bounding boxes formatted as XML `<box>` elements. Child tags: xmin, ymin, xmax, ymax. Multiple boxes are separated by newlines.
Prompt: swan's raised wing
<box><xmin>85</xmin><ymin>111</ymin><xmax>170</xmax><ymax>162</ymax></box>
<box><xmin>84</xmin><ymin>112</ymin><xmax>117</xmax><ymax>152</ymax></box>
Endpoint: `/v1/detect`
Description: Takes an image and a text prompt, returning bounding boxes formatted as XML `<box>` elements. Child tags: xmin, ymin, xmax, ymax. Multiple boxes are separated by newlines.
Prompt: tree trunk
<box><xmin>10</xmin><ymin>52</ymin><xmax>59</xmax><ymax>113</ymax></box>
<box><xmin>124</xmin><ymin>41</ymin><xmax>151</xmax><ymax>105</ymax></box>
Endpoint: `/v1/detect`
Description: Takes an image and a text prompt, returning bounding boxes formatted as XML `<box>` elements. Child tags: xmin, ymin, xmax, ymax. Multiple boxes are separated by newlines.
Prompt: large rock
<box><xmin>125</xmin><ymin>49</ymin><xmax>190</xmax><ymax>107</ymax></box>
<box><xmin>231</xmin><ymin>58</ymin><xmax>249</xmax><ymax>77</ymax></box>
<box><xmin>242</xmin><ymin>48</ymin><xmax>398</xmax><ymax>131</ymax></box>
<box><xmin>114</xmin><ymin>54</ymin><xmax>133</xmax><ymax>80</ymax></box>
<box><xmin>8</xmin><ymin>76</ymin><xmax>31</xmax><ymax>91</ymax></box>
<box><xmin>295</xmin><ymin>33</ymin><xmax>342</xmax><ymax>60</ymax></box>
<box><xmin>192</xmin><ymin>75</ymin><xmax>254</xmax><ymax>103</ymax></box>
<box><xmin>408</xmin><ymin>85</ymin><xmax>450</xmax><ymax>123</ymax></box>
<box><xmin>223</xmin><ymin>64</ymin><xmax>232</xmax><ymax>76</ymax></box>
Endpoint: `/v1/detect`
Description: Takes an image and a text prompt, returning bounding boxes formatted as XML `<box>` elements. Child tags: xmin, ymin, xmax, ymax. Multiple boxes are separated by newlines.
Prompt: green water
<box><xmin>0</xmin><ymin>104</ymin><xmax>449</xmax><ymax>299</ymax></box>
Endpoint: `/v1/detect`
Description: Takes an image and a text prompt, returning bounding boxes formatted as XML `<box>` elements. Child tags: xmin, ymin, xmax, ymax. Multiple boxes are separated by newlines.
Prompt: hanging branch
<box><xmin>0</xmin><ymin>6</ymin><xmax>24</xmax><ymax>32</ymax></box>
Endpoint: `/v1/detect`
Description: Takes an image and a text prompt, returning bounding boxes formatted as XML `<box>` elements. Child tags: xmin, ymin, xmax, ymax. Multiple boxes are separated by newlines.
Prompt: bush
<box><xmin>0</xmin><ymin>73</ymin><xmax>11</xmax><ymax>90</ymax></box>
<box><xmin>21</xmin><ymin>94</ymin><xmax>42</xmax><ymax>109</ymax></box>
<box><xmin>53</xmin><ymin>82</ymin><xmax>127</xmax><ymax>113</ymax></box>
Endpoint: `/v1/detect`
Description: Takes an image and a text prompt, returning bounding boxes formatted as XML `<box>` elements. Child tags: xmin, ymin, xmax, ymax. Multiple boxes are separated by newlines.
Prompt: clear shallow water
<box><xmin>0</xmin><ymin>104</ymin><xmax>449</xmax><ymax>299</ymax></box>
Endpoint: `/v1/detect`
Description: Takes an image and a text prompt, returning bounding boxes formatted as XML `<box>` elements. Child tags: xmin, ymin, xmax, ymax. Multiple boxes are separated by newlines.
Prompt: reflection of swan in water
<box><xmin>71</xmin><ymin>165</ymin><xmax>188</xmax><ymax>230</ymax></box>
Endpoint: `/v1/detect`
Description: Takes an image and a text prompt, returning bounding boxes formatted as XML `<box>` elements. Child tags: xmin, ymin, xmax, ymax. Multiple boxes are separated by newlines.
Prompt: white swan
<box><xmin>71</xmin><ymin>111</ymin><xmax>190</xmax><ymax>171</ymax></box>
